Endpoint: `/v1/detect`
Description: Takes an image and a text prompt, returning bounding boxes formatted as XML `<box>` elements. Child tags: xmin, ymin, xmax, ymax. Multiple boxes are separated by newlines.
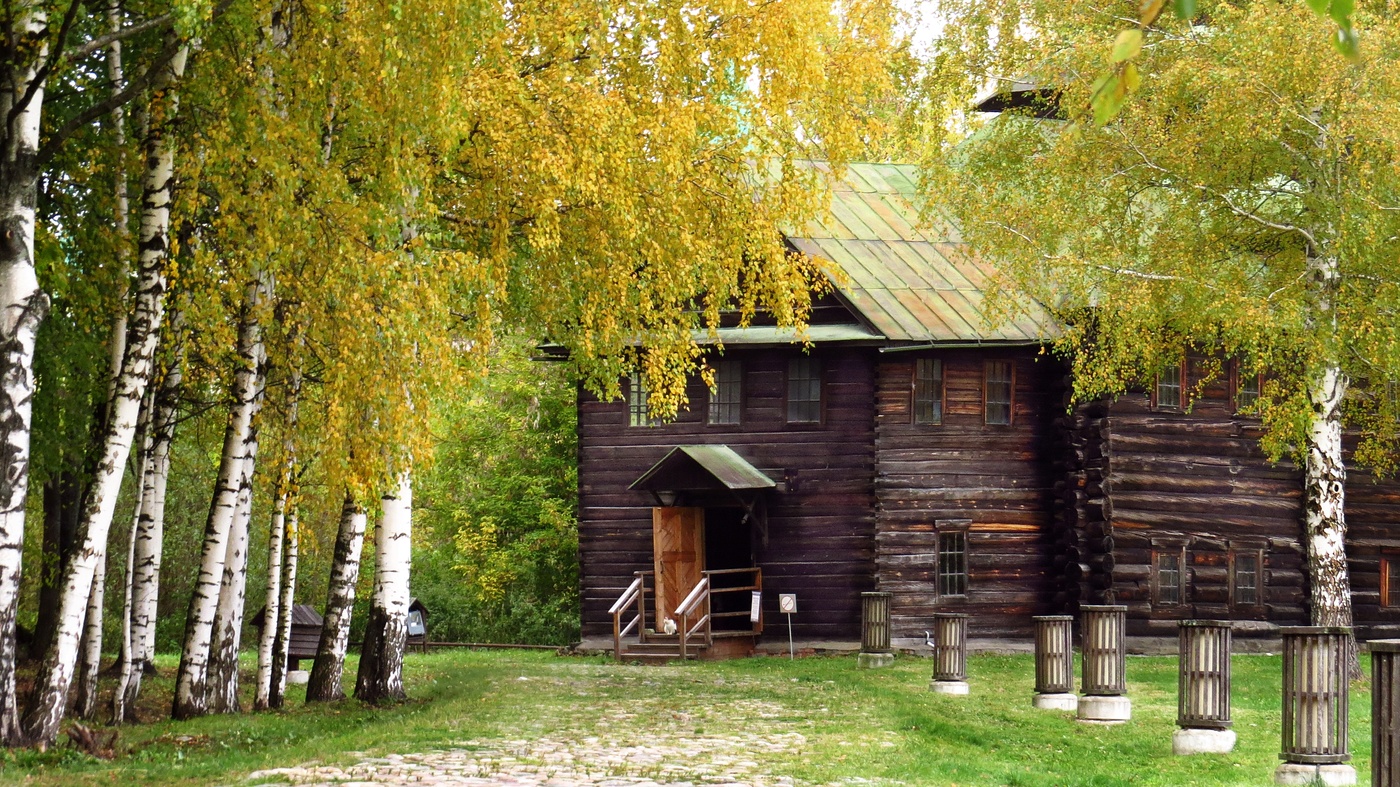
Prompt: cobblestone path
<box><xmin>246</xmin><ymin>698</ymin><xmax>810</xmax><ymax>787</ymax></box>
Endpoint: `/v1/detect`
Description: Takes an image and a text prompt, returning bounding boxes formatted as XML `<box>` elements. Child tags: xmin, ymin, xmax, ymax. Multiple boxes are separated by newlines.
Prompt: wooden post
<box><xmin>1032</xmin><ymin>615</ymin><xmax>1076</xmax><ymax>710</ymax></box>
<box><xmin>1275</xmin><ymin>626</ymin><xmax>1354</xmax><ymax>786</ymax></box>
<box><xmin>1371</xmin><ymin>640</ymin><xmax>1400</xmax><ymax>787</ymax></box>
<box><xmin>929</xmin><ymin>613</ymin><xmax>968</xmax><ymax>695</ymax></box>
<box><xmin>1077</xmin><ymin>604</ymin><xmax>1130</xmax><ymax>723</ymax></box>
<box><xmin>1173</xmin><ymin>621</ymin><xmax>1235</xmax><ymax>754</ymax></box>
<box><xmin>858</xmin><ymin>592</ymin><xmax>894</xmax><ymax>669</ymax></box>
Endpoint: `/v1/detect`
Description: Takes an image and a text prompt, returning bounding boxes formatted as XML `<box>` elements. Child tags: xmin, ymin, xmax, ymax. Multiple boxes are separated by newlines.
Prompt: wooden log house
<box><xmin>575</xmin><ymin>162</ymin><xmax>1400</xmax><ymax>657</ymax></box>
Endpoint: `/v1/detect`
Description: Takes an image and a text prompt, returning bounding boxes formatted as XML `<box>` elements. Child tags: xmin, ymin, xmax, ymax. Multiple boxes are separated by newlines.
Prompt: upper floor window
<box><xmin>627</xmin><ymin>371</ymin><xmax>653</xmax><ymax>427</ymax></box>
<box><xmin>1156</xmin><ymin>361</ymin><xmax>1185</xmax><ymax>410</ymax></box>
<box><xmin>914</xmin><ymin>358</ymin><xmax>943</xmax><ymax>424</ymax></box>
<box><xmin>984</xmin><ymin>360</ymin><xmax>1013</xmax><ymax>425</ymax></box>
<box><xmin>787</xmin><ymin>357</ymin><xmax>822</xmax><ymax>424</ymax></box>
<box><xmin>707</xmin><ymin>359</ymin><xmax>742</xmax><ymax>426</ymax></box>
<box><xmin>1234</xmin><ymin>366</ymin><xmax>1261</xmax><ymax>412</ymax></box>
<box><xmin>936</xmin><ymin>522</ymin><xmax>969</xmax><ymax>597</ymax></box>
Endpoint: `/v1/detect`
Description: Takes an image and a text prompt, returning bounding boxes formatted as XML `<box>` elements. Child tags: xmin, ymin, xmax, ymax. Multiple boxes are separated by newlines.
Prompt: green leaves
<box><xmin>1111</xmin><ymin>30</ymin><xmax>1143</xmax><ymax>64</ymax></box>
<box><xmin>1306</xmin><ymin>0</ymin><xmax>1360</xmax><ymax>59</ymax></box>
<box><xmin>1173</xmin><ymin>0</ymin><xmax>1197</xmax><ymax>20</ymax></box>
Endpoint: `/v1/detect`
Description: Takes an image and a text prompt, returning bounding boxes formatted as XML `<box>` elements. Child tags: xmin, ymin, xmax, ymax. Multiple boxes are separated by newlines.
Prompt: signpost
<box><xmin>779</xmin><ymin>593</ymin><xmax>797</xmax><ymax>660</ymax></box>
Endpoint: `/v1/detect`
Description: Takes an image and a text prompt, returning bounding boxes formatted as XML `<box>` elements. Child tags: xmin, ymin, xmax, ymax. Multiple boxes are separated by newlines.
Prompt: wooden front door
<box><xmin>653</xmin><ymin>507</ymin><xmax>705</xmax><ymax>625</ymax></box>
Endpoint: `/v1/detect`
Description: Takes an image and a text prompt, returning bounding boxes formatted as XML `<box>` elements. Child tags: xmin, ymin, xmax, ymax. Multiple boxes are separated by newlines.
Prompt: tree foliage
<box><xmin>922</xmin><ymin>0</ymin><xmax>1400</xmax><ymax>470</ymax></box>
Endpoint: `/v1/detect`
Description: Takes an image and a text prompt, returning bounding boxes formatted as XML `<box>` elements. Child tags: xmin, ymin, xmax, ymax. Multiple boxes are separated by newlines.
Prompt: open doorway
<box><xmin>705</xmin><ymin>507</ymin><xmax>754</xmax><ymax>631</ymax></box>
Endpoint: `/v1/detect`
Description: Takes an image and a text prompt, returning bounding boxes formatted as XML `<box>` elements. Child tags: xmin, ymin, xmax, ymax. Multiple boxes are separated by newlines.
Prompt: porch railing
<box><xmin>677</xmin><ymin>567</ymin><xmax>764</xmax><ymax>659</ymax></box>
<box><xmin>609</xmin><ymin>570</ymin><xmax>653</xmax><ymax>658</ymax></box>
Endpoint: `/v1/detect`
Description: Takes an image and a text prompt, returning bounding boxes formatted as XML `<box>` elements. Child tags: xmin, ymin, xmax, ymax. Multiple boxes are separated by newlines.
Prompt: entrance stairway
<box><xmin>610</xmin><ymin>568</ymin><xmax>763</xmax><ymax>664</ymax></box>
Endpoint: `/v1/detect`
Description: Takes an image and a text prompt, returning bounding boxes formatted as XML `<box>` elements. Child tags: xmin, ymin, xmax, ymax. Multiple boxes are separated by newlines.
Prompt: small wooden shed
<box><xmin>251</xmin><ymin>603</ymin><xmax>324</xmax><ymax>670</ymax></box>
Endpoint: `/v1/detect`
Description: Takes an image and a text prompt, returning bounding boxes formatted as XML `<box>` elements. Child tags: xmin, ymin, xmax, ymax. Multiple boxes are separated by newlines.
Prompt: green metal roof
<box><xmin>787</xmin><ymin>162</ymin><xmax>1061</xmax><ymax>345</ymax></box>
<box><xmin>630</xmin><ymin>445</ymin><xmax>777</xmax><ymax>492</ymax></box>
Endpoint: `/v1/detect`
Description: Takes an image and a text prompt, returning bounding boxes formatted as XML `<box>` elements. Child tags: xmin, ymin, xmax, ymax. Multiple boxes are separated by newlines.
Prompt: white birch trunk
<box><xmin>172</xmin><ymin>278</ymin><xmax>265</xmax><ymax>720</ymax></box>
<box><xmin>256</xmin><ymin>357</ymin><xmax>300</xmax><ymax>710</ymax></box>
<box><xmin>0</xmin><ymin>6</ymin><xmax>50</xmax><ymax>746</ymax></box>
<box><xmin>116</xmin><ymin>334</ymin><xmax>182</xmax><ymax>719</ymax></box>
<box><xmin>110</xmin><ymin>404</ymin><xmax>149</xmax><ymax>724</ymax></box>
<box><xmin>268</xmin><ymin>507</ymin><xmax>299</xmax><ymax>708</ymax></box>
<box><xmin>208</xmin><ymin>421</ymin><xmax>260</xmax><ymax>714</ymax></box>
<box><xmin>355</xmin><ymin>472</ymin><xmax>412</xmax><ymax>703</ymax></box>
<box><xmin>21</xmin><ymin>43</ymin><xmax>189</xmax><ymax>747</ymax></box>
<box><xmin>306</xmin><ymin>496</ymin><xmax>367</xmax><ymax>702</ymax></box>
<box><xmin>73</xmin><ymin>549</ymin><xmax>107</xmax><ymax>720</ymax></box>
<box><xmin>1300</xmin><ymin>244</ymin><xmax>1357</xmax><ymax>677</ymax></box>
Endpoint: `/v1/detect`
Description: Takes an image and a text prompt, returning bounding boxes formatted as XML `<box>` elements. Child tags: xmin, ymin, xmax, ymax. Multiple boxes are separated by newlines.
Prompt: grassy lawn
<box><xmin>0</xmin><ymin>648</ymin><xmax>1376</xmax><ymax>786</ymax></box>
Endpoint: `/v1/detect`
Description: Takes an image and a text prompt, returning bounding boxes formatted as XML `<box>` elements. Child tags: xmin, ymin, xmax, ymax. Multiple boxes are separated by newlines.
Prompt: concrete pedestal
<box><xmin>929</xmin><ymin>680</ymin><xmax>969</xmax><ymax>695</ymax></box>
<box><xmin>1077</xmin><ymin>694</ymin><xmax>1131</xmax><ymax>723</ymax></box>
<box><xmin>1273</xmin><ymin>763</ymin><xmax>1356</xmax><ymax>786</ymax></box>
<box><xmin>1172</xmin><ymin>728</ymin><xmax>1236</xmax><ymax>755</ymax></box>
<box><xmin>287</xmin><ymin>670</ymin><xmax>310</xmax><ymax>685</ymax></box>
<box><xmin>1033</xmin><ymin>693</ymin><xmax>1078</xmax><ymax>711</ymax></box>
<box><xmin>857</xmin><ymin>652</ymin><xmax>895</xmax><ymax>669</ymax></box>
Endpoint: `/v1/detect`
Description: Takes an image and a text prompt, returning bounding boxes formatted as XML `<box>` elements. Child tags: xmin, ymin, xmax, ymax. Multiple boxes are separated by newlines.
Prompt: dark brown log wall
<box><xmin>1342</xmin><ymin>453</ymin><xmax>1400</xmax><ymax>638</ymax></box>
<box><xmin>874</xmin><ymin>349</ymin><xmax>1062</xmax><ymax>639</ymax></box>
<box><xmin>1087</xmin><ymin>364</ymin><xmax>1310</xmax><ymax>637</ymax></box>
<box><xmin>577</xmin><ymin>347</ymin><xmax>876</xmax><ymax>640</ymax></box>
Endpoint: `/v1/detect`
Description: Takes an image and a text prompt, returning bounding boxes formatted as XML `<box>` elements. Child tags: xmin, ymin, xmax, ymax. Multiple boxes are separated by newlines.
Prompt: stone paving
<box><xmin>245</xmin><ymin>698</ymin><xmax>809</xmax><ymax>787</ymax></box>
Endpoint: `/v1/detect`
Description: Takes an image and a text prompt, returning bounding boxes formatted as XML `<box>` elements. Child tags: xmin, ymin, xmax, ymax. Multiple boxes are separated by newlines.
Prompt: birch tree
<box><xmin>923</xmin><ymin>1</ymin><xmax>1400</xmax><ymax>655</ymax></box>
<box><xmin>355</xmin><ymin>472</ymin><xmax>412</xmax><ymax>703</ymax></box>
<box><xmin>255</xmin><ymin>347</ymin><xmax>299</xmax><ymax>710</ymax></box>
<box><xmin>22</xmin><ymin>38</ymin><xmax>190</xmax><ymax>746</ymax></box>
<box><xmin>208</xmin><ymin>413</ymin><xmax>261</xmax><ymax>714</ymax></box>
<box><xmin>114</xmin><ymin>324</ymin><xmax>184</xmax><ymax>719</ymax></box>
<box><xmin>172</xmin><ymin>276</ymin><xmax>266</xmax><ymax>720</ymax></box>
<box><xmin>305</xmin><ymin>496</ymin><xmax>366</xmax><ymax>703</ymax></box>
<box><xmin>267</xmin><ymin>506</ymin><xmax>298</xmax><ymax>709</ymax></box>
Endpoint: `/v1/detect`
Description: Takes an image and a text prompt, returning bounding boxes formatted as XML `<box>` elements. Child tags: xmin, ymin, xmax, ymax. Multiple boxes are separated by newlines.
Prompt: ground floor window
<box><xmin>936</xmin><ymin>521</ymin><xmax>970</xmax><ymax>598</ymax></box>
<box><xmin>1384</xmin><ymin>554</ymin><xmax>1400</xmax><ymax>609</ymax></box>
<box><xmin>1230</xmin><ymin>545</ymin><xmax>1265</xmax><ymax>610</ymax></box>
<box><xmin>1152</xmin><ymin>546</ymin><xmax>1185</xmax><ymax>607</ymax></box>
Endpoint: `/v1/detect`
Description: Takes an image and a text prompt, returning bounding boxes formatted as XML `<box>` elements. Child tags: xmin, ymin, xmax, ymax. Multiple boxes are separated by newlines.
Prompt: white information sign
<box><xmin>750</xmin><ymin>591</ymin><xmax>762</xmax><ymax>623</ymax></box>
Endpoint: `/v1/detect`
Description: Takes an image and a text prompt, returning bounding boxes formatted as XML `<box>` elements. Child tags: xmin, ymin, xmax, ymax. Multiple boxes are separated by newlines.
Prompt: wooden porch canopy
<box><xmin>630</xmin><ymin>445</ymin><xmax>779</xmax><ymax>545</ymax></box>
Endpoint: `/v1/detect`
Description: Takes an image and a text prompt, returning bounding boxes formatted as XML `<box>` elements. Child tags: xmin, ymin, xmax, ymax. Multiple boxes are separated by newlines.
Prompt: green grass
<box><xmin>0</xmin><ymin>649</ymin><xmax>1377</xmax><ymax>786</ymax></box>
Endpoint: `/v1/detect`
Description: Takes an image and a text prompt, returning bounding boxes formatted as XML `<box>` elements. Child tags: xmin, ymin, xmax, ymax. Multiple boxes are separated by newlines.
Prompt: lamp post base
<box><xmin>1077</xmin><ymin>695</ymin><xmax>1131</xmax><ymax>723</ymax></box>
<box><xmin>1032</xmin><ymin>693</ymin><xmax>1078</xmax><ymax>711</ymax></box>
<box><xmin>929</xmin><ymin>680</ymin><xmax>969</xmax><ymax>695</ymax></box>
<box><xmin>1172</xmin><ymin>728</ymin><xmax>1236</xmax><ymax>755</ymax></box>
<box><xmin>857</xmin><ymin>652</ymin><xmax>895</xmax><ymax>669</ymax></box>
<box><xmin>1273</xmin><ymin>764</ymin><xmax>1355</xmax><ymax>786</ymax></box>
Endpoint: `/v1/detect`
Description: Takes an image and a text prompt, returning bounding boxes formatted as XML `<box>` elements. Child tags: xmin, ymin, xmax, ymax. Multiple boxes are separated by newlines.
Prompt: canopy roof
<box><xmin>630</xmin><ymin>445</ymin><xmax>777</xmax><ymax>493</ymax></box>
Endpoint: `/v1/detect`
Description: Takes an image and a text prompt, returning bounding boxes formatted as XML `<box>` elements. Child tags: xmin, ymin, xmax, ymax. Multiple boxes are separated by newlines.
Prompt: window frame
<box><xmin>1154</xmin><ymin>360</ymin><xmax>1187</xmax><ymax>411</ymax></box>
<box><xmin>983</xmin><ymin>359</ymin><xmax>1015</xmax><ymax>426</ymax></box>
<box><xmin>1383</xmin><ymin>551</ymin><xmax>1400</xmax><ymax>609</ymax></box>
<box><xmin>935</xmin><ymin>519</ymin><xmax>971</xmax><ymax>599</ymax></box>
<box><xmin>912</xmin><ymin>357</ymin><xmax>944</xmax><ymax>425</ymax></box>
<box><xmin>707</xmin><ymin>358</ymin><xmax>743</xmax><ymax>426</ymax></box>
<box><xmin>1231</xmin><ymin>361</ymin><xmax>1263</xmax><ymax>415</ymax></box>
<box><xmin>1151</xmin><ymin>540</ymin><xmax>1188</xmax><ymax>608</ymax></box>
<box><xmin>785</xmin><ymin>355</ymin><xmax>824</xmax><ymax>425</ymax></box>
<box><xmin>1228</xmin><ymin>543</ymin><xmax>1266</xmax><ymax>611</ymax></box>
<box><xmin>627</xmin><ymin>371</ymin><xmax>653</xmax><ymax>427</ymax></box>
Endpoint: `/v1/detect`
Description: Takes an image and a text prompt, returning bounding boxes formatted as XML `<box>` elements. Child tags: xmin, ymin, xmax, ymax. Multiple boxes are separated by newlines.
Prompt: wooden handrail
<box><xmin>610</xmin><ymin>575</ymin><xmax>647</xmax><ymax>660</ymax></box>
<box><xmin>675</xmin><ymin>577</ymin><xmax>710</xmax><ymax>617</ymax></box>
<box><xmin>609</xmin><ymin>577</ymin><xmax>643</xmax><ymax>615</ymax></box>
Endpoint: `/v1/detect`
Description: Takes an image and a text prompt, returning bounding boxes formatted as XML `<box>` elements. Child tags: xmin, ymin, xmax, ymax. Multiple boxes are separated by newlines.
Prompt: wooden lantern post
<box><xmin>1032</xmin><ymin>615</ymin><xmax>1077</xmax><ymax>711</ymax></box>
<box><xmin>1274</xmin><ymin>626</ymin><xmax>1354</xmax><ymax>787</ymax></box>
<box><xmin>1077</xmin><ymin>604</ymin><xmax>1130</xmax><ymax>723</ymax></box>
<box><xmin>858</xmin><ymin>592</ymin><xmax>895</xmax><ymax>669</ymax></box>
<box><xmin>1173</xmin><ymin>620</ymin><xmax>1235</xmax><ymax>755</ymax></box>
<box><xmin>1371</xmin><ymin>640</ymin><xmax>1400</xmax><ymax>787</ymax></box>
<box><xmin>929</xmin><ymin>612</ymin><xmax>968</xmax><ymax>695</ymax></box>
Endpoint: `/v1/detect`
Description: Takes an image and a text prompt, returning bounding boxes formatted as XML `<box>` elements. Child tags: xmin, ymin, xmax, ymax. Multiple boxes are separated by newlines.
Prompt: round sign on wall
<box><xmin>779</xmin><ymin>593</ymin><xmax>797</xmax><ymax>614</ymax></box>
